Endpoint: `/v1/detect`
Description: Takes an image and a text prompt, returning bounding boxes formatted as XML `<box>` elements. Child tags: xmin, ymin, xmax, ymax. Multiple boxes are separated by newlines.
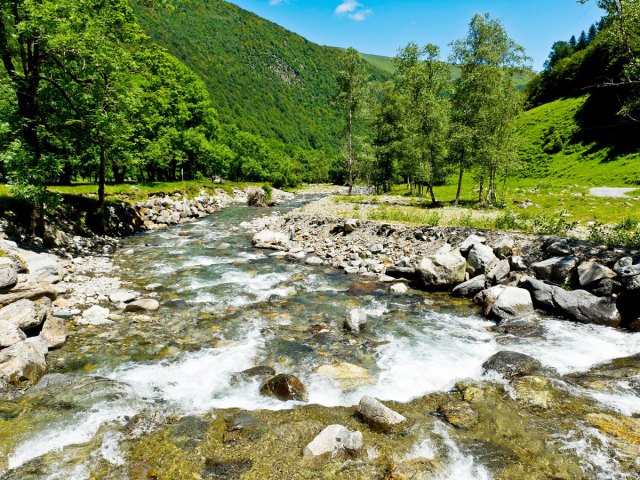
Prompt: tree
<box><xmin>588</xmin><ymin>23</ymin><xmax>599</xmax><ymax>43</ymax></box>
<box><xmin>450</xmin><ymin>13</ymin><xmax>530</xmax><ymax>206</ymax></box>
<box><xmin>370</xmin><ymin>81</ymin><xmax>403</xmax><ymax>193</ymax></box>
<box><xmin>577</xmin><ymin>30</ymin><xmax>589</xmax><ymax>49</ymax></box>
<box><xmin>335</xmin><ymin>47</ymin><xmax>368</xmax><ymax>195</ymax></box>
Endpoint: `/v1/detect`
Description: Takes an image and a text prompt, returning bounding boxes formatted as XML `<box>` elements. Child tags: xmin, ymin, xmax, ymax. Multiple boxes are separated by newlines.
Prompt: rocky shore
<box><xmin>248</xmin><ymin>196</ymin><xmax>640</xmax><ymax>331</ymax></box>
<box><xmin>0</xmin><ymin>186</ymin><xmax>293</xmax><ymax>394</ymax></box>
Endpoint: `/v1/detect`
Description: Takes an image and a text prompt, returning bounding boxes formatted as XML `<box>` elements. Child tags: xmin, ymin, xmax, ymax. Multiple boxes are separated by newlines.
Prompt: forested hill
<box><xmin>130</xmin><ymin>0</ymin><xmax>383</xmax><ymax>152</ymax></box>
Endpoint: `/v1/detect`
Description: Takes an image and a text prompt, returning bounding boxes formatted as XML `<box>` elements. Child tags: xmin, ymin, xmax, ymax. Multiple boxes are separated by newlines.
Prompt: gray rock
<box><xmin>591</xmin><ymin>278</ymin><xmax>622</xmax><ymax>297</ymax></box>
<box><xmin>390</xmin><ymin>283</ymin><xmax>408</xmax><ymax>295</ymax></box>
<box><xmin>482</xmin><ymin>351</ymin><xmax>543</xmax><ymax>379</ymax></box>
<box><xmin>357</xmin><ymin>395</ymin><xmax>407</xmax><ymax>431</ymax></box>
<box><xmin>145</xmin><ymin>283</ymin><xmax>163</xmax><ymax>291</ymax></box>
<box><xmin>546</xmin><ymin>240</ymin><xmax>570</xmax><ymax>256</ymax></box>
<box><xmin>613</xmin><ymin>257</ymin><xmax>633</xmax><ymax>273</ymax></box>
<box><xmin>437</xmin><ymin>400</ymin><xmax>478</xmax><ymax>429</ymax></box>
<box><xmin>452</xmin><ymin>275</ymin><xmax>486</xmax><ymax>298</ymax></box>
<box><xmin>370</xmin><ymin>243</ymin><xmax>384</xmax><ymax>254</ymax></box>
<box><xmin>617</xmin><ymin>263</ymin><xmax>640</xmax><ymax>278</ymax></box>
<box><xmin>0</xmin><ymin>263</ymin><xmax>18</xmax><ymax>292</ymax></box>
<box><xmin>109</xmin><ymin>290</ymin><xmax>138</xmax><ymax>304</ymax></box>
<box><xmin>466</xmin><ymin>244</ymin><xmax>498</xmax><ymax>277</ymax></box>
<box><xmin>509</xmin><ymin>256</ymin><xmax>528</xmax><ymax>271</ymax></box>
<box><xmin>0</xmin><ymin>281</ymin><xmax>57</xmax><ymax>308</ymax></box>
<box><xmin>303</xmin><ymin>424</ymin><xmax>362</xmax><ymax>461</ymax></box>
<box><xmin>459</xmin><ymin>234</ymin><xmax>486</xmax><ymax>255</ymax></box>
<box><xmin>40</xmin><ymin>316</ymin><xmax>67</xmax><ymax>349</ymax></box>
<box><xmin>487</xmin><ymin>259</ymin><xmax>511</xmax><ymax>284</ymax></box>
<box><xmin>417</xmin><ymin>248</ymin><xmax>466</xmax><ymax>289</ymax></box>
<box><xmin>21</xmin><ymin>251</ymin><xmax>62</xmax><ymax>283</ymax></box>
<box><xmin>0</xmin><ymin>299</ymin><xmax>39</xmax><ymax>330</ymax></box>
<box><xmin>305</xmin><ymin>256</ymin><xmax>324</xmax><ymax>266</ymax></box>
<box><xmin>0</xmin><ymin>320</ymin><xmax>26</xmax><ymax>348</ymax></box>
<box><xmin>345</xmin><ymin>309</ymin><xmax>367</xmax><ymax>333</ymax></box>
<box><xmin>0</xmin><ymin>337</ymin><xmax>48</xmax><ymax>385</ymax></box>
<box><xmin>475</xmin><ymin>286</ymin><xmax>534</xmax><ymax>321</ymax></box>
<box><xmin>79</xmin><ymin>305</ymin><xmax>112</xmax><ymax>326</ymax></box>
<box><xmin>252</xmin><ymin>230</ymin><xmax>290</xmax><ymax>250</ymax></box>
<box><xmin>125</xmin><ymin>299</ymin><xmax>160</xmax><ymax>312</ymax></box>
<box><xmin>532</xmin><ymin>256</ymin><xmax>579</xmax><ymax>284</ymax></box>
<box><xmin>493</xmin><ymin>235</ymin><xmax>515</xmax><ymax>258</ymax></box>
<box><xmin>577</xmin><ymin>261</ymin><xmax>616</xmax><ymax>287</ymax></box>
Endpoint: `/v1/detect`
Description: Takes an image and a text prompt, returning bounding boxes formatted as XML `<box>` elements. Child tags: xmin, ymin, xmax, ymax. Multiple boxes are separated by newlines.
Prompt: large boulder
<box><xmin>0</xmin><ymin>337</ymin><xmax>48</xmax><ymax>385</ymax></box>
<box><xmin>0</xmin><ymin>320</ymin><xmax>26</xmax><ymax>348</ymax></box>
<box><xmin>0</xmin><ymin>299</ymin><xmax>39</xmax><ymax>329</ymax></box>
<box><xmin>260</xmin><ymin>374</ymin><xmax>308</xmax><ymax>402</ymax></box>
<box><xmin>466</xmin><ymin>243</ymin><xmax>498</xmax><ymax>277</ymax></box>
<box><xmin>0</xmin><ymin>281</ymin><xmax>57</xmax><ymax>309</ymax></box>
<box><xmin>532</xmin><ymin>256</ymin><xmax>579</xmax><ymax>285</ymax></box>
<box><xmin>459</xmin><ymin>234</ymin><xmax>486</xmax><ymax>256</ymax></box>
<box><xmin>40</xmin><ymin>316</ymin><xmax>67</xmax><ymax>349</ymax></box>
<box><xmin>437</xmin><ymin>400</ymin><xmax>478</xmax><ymax>429</ymax></box>
<box><xmin>493</xmin><ymin>235</ymin><xmax>515</xmax><ymax>259</ymax></box>
<box><xmin>252</xmin><ymin>230</ymin><xmax>290</xmax><ymax>250</ymax></box>
<box><xmin>356</xmin><ymin>395</ymin><xmax>407</xmax><ymax>432</ymax></box>
<box><xmin>482</xmin><ymin>351</ymin><xmax>543</xmax><ymax>379</ymax></box>
<box><xmin>21</xmin><ymin>251</ymin><xmax>62</xmax><ymax>284</ymax></box>
<box><xmin>417</xmin><ymin>247</ymin><xmax>466</xmax><ymax>289</ymax></box>
<box><xmin>475</xmin><ymin>286</ymin><xmax>534</xmax><ymax>321</ymax></box>
<box><xmin>303</xmin><ymin>425</ymin><xmax>362</xmax><ymax>461</ymax></box>
<box><xmin>0</xmin><ymin>261</ymin><xmax>18</xmax><ymax>292</ymax></box>
<box><xmin>486</xmin><ymin>259</ymin><xmax>511</xmax><ymax>285</ymax></box>
<box><xmin>344</xmin><ymin>309</ymin><xmax>367</xmax><ymax>333</ymax></box>
<box><xmin>452</xmin><ymin>275</ymin><xmax>486</xmax><ymax>298</ymax></box>
<box><xmin>578</xmin><ymin>261</ymin><xmax>616</xmax><ymax>287</ymax></box>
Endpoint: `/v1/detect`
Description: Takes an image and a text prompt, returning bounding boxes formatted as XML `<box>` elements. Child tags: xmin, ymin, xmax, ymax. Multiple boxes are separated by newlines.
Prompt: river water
<box><xmin>1</xmin><ymin>198</ymin><xmax>639</xmax><ymax>479</ymax></box>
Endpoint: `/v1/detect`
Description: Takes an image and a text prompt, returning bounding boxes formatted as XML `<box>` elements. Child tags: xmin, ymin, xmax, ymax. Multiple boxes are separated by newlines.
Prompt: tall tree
<box><xmin>335</xmin><ymin>47</ymin><xmax>368</xmax><ymax>195</ymax></box>
<box><xmin>370</xmin><ymin>81</ymin><xmax>403</xmax><ymax>193</ymax></box>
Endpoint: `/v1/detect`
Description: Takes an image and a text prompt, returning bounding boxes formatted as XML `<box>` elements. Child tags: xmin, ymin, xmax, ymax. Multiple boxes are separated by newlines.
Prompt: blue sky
<box><xmin>226</xmin><ymin>0</ymin><xmax>605</xmax><ymax>71</ymax></box>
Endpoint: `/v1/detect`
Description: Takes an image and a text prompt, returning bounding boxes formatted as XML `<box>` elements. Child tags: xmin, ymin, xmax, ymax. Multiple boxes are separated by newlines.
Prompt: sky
<box><xmin>226</xmin><ymin>0</ymin><xmax>605</xmax><ymax>71</ymax></box>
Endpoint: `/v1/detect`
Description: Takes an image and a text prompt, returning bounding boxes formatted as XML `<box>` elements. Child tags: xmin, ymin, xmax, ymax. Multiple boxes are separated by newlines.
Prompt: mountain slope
<box><xmin>131</xmin><ymin>0</ymin><xmax>385</xmax><ymax>153</ymax></box>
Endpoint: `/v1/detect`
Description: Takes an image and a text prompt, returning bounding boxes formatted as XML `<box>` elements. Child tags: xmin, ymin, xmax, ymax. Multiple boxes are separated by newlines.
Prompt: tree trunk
<box><xmin>428</xmin><ymin>154</ymin><xmax>437</xmax><ymax>205</ymax></box>
<box><xmin>347</xmin><ymin>107</ymin><xmax>354</xmax><ymax>195</ymax></box>
<box><xmin>454</xmin><ymin>162</ymin><xmax>464</xmax><ymax>206</ymax></box>
<box><xmin>98</xmin><ymin>145</ymin><xmax>106</xmax><ymax>208</ymax></box>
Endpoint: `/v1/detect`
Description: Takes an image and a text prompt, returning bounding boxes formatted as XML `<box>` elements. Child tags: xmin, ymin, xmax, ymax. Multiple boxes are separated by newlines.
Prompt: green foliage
<box><xmin>588</xmin><ymin>221</ymin><xmax>640</xmax><ymax>248</ymax></box>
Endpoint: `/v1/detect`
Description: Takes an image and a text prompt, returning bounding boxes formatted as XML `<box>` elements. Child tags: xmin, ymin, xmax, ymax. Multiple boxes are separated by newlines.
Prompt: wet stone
<box><xmin>259</xmin><ymin>373</ymin><xmax>308</xmax><ymax>402</ymax></box>
<box><xmin>203</xmin><ymin>458</ymin><xmax>253</xmax><ymax>480</ymax></box>
<box><xmin>437</xmin><ymin>399</ymin><xmax>478</xmax><ymax>429</ymax></box>
<box><xmin>230</xmin><ymin>366</ymin><xmax>276</xmax><ymax>385</ymax></box>
<box><xmin>482</xmin><ymin>351</ymin><xmax>544</xmax><ymax>380</ymax></box>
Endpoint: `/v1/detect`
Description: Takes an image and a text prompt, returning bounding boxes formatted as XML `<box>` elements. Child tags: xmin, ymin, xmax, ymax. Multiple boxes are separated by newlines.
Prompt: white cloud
<box><xmin>335</xmin><ymin>1</ymin><xmax>372</xmax><ymax>21</ymax></box>
<box><xmin>269</xmin><ymin>0</ymin><xmax>287</xmax><ymax>5</ymax></box>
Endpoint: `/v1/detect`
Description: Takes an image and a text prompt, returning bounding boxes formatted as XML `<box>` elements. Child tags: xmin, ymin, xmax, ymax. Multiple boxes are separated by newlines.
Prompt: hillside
<box><xmin>516</xmin><ymin>95</ymin><xmax>640</xmax><ymax>186</ymax></box>
<box><xmin>130</xmin><ymin>0</ymin><xmax>385</xmax><ymax>153</ymax></box>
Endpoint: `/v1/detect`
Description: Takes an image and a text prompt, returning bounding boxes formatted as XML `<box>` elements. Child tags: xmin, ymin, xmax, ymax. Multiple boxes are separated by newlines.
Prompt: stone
<box><xmin>486</xmin><ymin>259</ymin><xmax>511</xmax><ymax>284</ymax></box>
<box><xmin>79</xmin><ymin>305</ymin><xmax>112</xmax><ymax>326</ymax></box>
<box><xmin>475</xmin><ymin>286</ymin><xmax>534</xmax><ymax>321</ymax></box>
<box><xmin>386</xmin><ymin>459</ymin><xmax>442</xmax><ymax>480</ymax></box>
<box><xmin>305</xmin><ymin>256</ymin><xmax>324</xmax><ymax>266</ymax></box>
<box><xmin>613</xmin><ymin>257</ymin><xmax>633</xmax><ymax>273</ymax></box>
<box><xmin>230</xmin><ymin>366</ymin><xmax>276</xmax><ymax>385</ymax></box>
<box><xmin>145</xmin><ymin>283</ymin><xmax>163</xmax><ymax>291</ymax></box>
<box><xmin>617</xmin><ymin>263</ymin><xmax>640</xmax><ymax>278</ymax></box>
<box><xmin>390</xmin><ymin>283</ymin><xmax>408</xmax><ymax>295</ymax></box>
<box><xmin>0</xmin><ymin>337</ymin><xmax>48</xmax><ymax>385</ymax></box>
<box><xmin>586</xmin><ymin>413</ymin><xmax>640</xmax><ymax>444</ymax></box>
<box><xmin>252</xmin><ymin>230</ymin><xmax>290</xmax><ymax>250</ymax></box>
<box><xmin>459</xmin><ymin>234</ymin><xmax>486</xmax><ymax>255</ymax></box>
<box><xmin>109</xmin><ymin>290</ymin><xmax>138</xmax><ymax>304</ymax></box>
<box><xmin>454</xmin><ymin>275</ymin><xmax>487</xmax><ymax>298</ymax></box>
<box><xmin>0</xmin><ymin>263</ymin><xmax>18</xmax><ymax>292</ymax></box>
<box><xmin>577</xmin><ymin>261</ymin><xmax>616</xmax><ymax>287</ymax></box>
<box><xmin>315</xmin><ymin>363</ymin><xmax>370</xmax><ymax>389</ymax></box>
<box><xmin>546</xmin><ymin>240</ymin><xmax>570</xmax><ymax>256</ymax></box>
<box><xmin>260</xmin><ymin>374</ymin><xmax>308</xmax><ymax>402</ymax></box>
<box><xmin>466</xmin><ymin>243</ymin><xmax>498</xmax><ymax>277</ymax></box>
<box><xmin>532</xmin><ymin>256</ymin><xmax>579</xmax><ymax>284</ymax></box>
<box><xmin>303</xmin><ymin>425</ymin><xmax>362</xmax><ymax>461</ymax></box>
<box><xmin>512</xmin><ymin>376</ymin><xmax>553</xmax><ymax>409</ymax></box>
<box><xmin>417</xmin><ymin>249</ymin><xmax>466</xmax><ymax>289</ymax></box>
<box><xmin>0</xmin><ymin>320</ymin><xmax>26</xmax><ymax>348</ymax></box>
<box><xmin>125</xmin><ymin>299</ymin><xmax>160</xmax><ymax>312</ymax></box>
<box><xmin>591</xmin><ymin>278</ymin><xmax>622</xmax><ymax>297</ymax></box>
<box><xmin>493</xmin><ymin>235</ymin><xmax>515</xmax><ymax>258</ymax></box>
<box><xmin>345</xmin><ymin>309</ymin><xmax>367</xmax><ymax>333</ymax></box>
<box><xmin>0</xmin><ymin>281</ymin><xmax>57</xmax><ymax>309</ymax></box>
<box><xmin>509</xmin><ymin>256</ymin><xmax>528</xmax><ymax>271</ymax></box>
<box><xmin>40</xmin><ymin>316</ymin><xmax>67</xmax><ymax>349</ymax></box>
<box><xmin>21</xmin><ymin>251</ymin><xmax>62</xmax><ymax>283</ymax></box>
<box><xmin>0</xmin><ymin>299</ymin><xmax>38</xmax><ymax>329</ymax></box>
<box><xmin>370</xmin><ymin>243</ymin><xmax>384</xmax><ymax>254</ymax></box>
<box><xmin>552</xmin><ymin>288</ymin><xmax>621</xmax><ymax>327</ymax></box>
<box><xmin>356</xmin><ymin>395</ymin><xmax>407</xmax><ymax>431</ymax></box>
<box><xmin>482</xmin><ymin>351</ymin><xmax>543</xmax><ymax>379</ymax></box>
<box><xmin>437</xmin><ymin>400</ymin><xmax>478</xmax><ymax>428</ymax></box>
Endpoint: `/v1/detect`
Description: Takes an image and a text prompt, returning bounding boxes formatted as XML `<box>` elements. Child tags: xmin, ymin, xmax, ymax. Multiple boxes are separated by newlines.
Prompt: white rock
<box><xmin>79</xmin><ymin>305</ymin><xmax>113</xmax><ymax>326</ymax></box>
<box><xmin>476</xmin><ymin>286</ymin><xmax>534</xmax><ymax>321</ymax></box>
<box><xmin>305</xmin><ymin>256</ymin><xmax>324</xmax><ymax>266</ymax></box>
<box><xmin>345</xmin><ymin>309</ymin><xmax>367</xmax><ymax>333</ymax></box>
<box><xmin>577</xmin><ymin>261</ymin><xmax>616</xmax><ymax>287</ymax></box>
<box><xmin>0</xmin><ymin>320</ymin><xmax>26</xmax><ymax>348</ymax></box>
<box><xmin>0</xmin><ymin>299</ymin><xmax>38</xmax><ymax>329</ymax></box>
<box><xmin>109</xmin><ymin>290</ymin><xmax>138</xmax><ymax>304</ymax></box>
<box><xmin>252</xmin><ymin>230</ymin><xmax>290</xmax><ymax>250</ymax></box>
<box><xmin>40</xmin><ymin>316</ymin><xmax>67</xmax><ymax>349</ymax></box>
<box><xmin>0</xmin><ymin>337</ymin><xmax>48</xmax><ymax>385</ymax></box>
<box><xmin>21</xmin><ymin>251</ymin><xmax>62</xmax><ymax>283</ymax></box>
<box><xmin>357</xmin><ymin>395</ymin><xmax>407</xmax><ymax>430</ymax></box>
<box><xmin>417</xmin><ymin>249</ymin><xmax>466</xmax><ymax>288</ymax></box>
<box><xmin>459</xmin><ymin>234</ymin><xmax>486</xmax><ymax>255</ymax></box>
<box><xmin>125</xmin><ymin>299</ymin><xmax>160</xmax><ymax>312</ymax></box>
<box><xmin>303</xmin><ymin>425</ymin><xmax>363</xmax><ymax>461</ymax></box>
<box><xmin>467</xmin><ymin>243</ymin><xmax>498</xmax><ymax>277</ymax></box>
<box><xmin>390</xmin><ymin>283</ymin><xmax>408</xmax><ymax>295</ymax></box>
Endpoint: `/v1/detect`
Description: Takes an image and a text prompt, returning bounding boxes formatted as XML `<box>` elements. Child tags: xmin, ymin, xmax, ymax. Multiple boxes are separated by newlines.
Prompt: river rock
<box><xmin>345</xmin><ymin>309</ymin><xmax>367</xmax><ymax>333</ymax></box>
<box><xmin>590</xmin><ymin>278</ymin><xmax>622</xmax><ymax>297</ymax></box>
<box><xmin>486</xmin><ymin>259</ymin><xmax>511</xmax><ymax>285</ymax></box>
<box><xmin>532</xmin><ymin>256</ymin><xmax>579</xmax><ymax>285</ymax></box>
<box><xmin>125</xmin><ymin>299</ymin><xmax>160</xmax><ymax>312</ymax></box>
<box><xmin>390</xmin><ymin>283</ymin><xmax>408</xmax><ymax>295</ymax></box>
<box><xmin>459</xmin><ymin>234</ymin><xmax>486</xmax><ymax>255</ymax></box>
<box><xmin>305</xmin><ymin>256</ymin><xmax>324</xmax><ymax>266</ymax></box>
<box><xmin>230</xmin><ymin>366</ymin><xmax>276</xmax><ymax>385</ymax></box>
<box><xmin>145</xmin><ymin>283</ymin><xmax>163</xmax><ymax>291</ymax></box>
<box><xmin>0</xmin><ymin>337</ymin><xmax>48</xmax><ymax>385</ymax></box>
<box><xmin>417</xmin><ymin>248</ymin><xmax>466</xmax><ymax>289</ymax></box>
<box><xmin>79</xmin><ymin>305</ymin><xmax>112</xmax><ymax>326</ymax></box>
<box><xmin>509</xmin><ymin>255</ymin><xmax>528</xmax><ymax>271</ymax></box>
<box><xmin>578</xmin><ymin>261</ymin><xmax>616</xmax><ymax>287</ymax></box>
<box><xmin>21</xmin><ymin>251</ymin><xmax>62</xmax><ymax>283</ymax></box>
<box><xmin>512</xmin><ymin>376</ymin><xmax>553</xmax><ymax>409</ymax></box>
<box><xmin>40</xmin><ymin>316</ymin><xmax>67</xmax><ymax>349</ymax></box>
<box><xmin>616</xmin><ymin>263</ymin><xmax>640</xmax><ymax>278</ymax></box>
<box><xmin>0</xmin><ymin>281</ymin><xmax>57</xmax><ymax>308</ymax></box>
<box><xmin>482</xmin><ymin>351</ymin><xmax>543</xmax><ymax>379</ymax></box>
<box><xmin>437</xmin><ymin>400</ymin><xmax>478</xmax><ymax>428</ymax></box>
<box><xmin>0</xmin><ymin>298</ymin><xmax>39</xmax><ymax>329</ymax></box>
<box><xmin>613</xmin><ymin>257</ymin><xmax>633</xmax><ymax>273</ymax></box>
<box><xmin>466</xmin><ymin>243</ymin><xmax>498</xmax><ymax>277</ymax></box>
<box><xmin>0</xmin><ymin>320</ymin><xmax>26</xmax><ymax>348</ymax></box>
<box><xmin>252</xmin><ymin>230</ymin><xmax>290</xmax><ymax>250</ymax></box>
<box><xmin>260</xmin><ymin>374</ymin><xmax>308</xmax><ymax>402</ymax></box>
<box><xmin>475</xmin><ymin>286</ymin><xmax>534</xmax><ymax>321</ymax></box>
<box><xmin>315</xmin><ymin>362</ymin><xmax>370</xmax><ymax>389</ymax></box>
<box><xmin>585</xmin><ymin>413</ymin><xmax>640</xmax><ymax>444</ymax></box>
<box><xmin>545</xmin><ymin>239</ymin><xmax>571</xmax><ymax>256</ymax></box>
<box><xmin>552</xmin><ymin>288</ymin><xmax>621</xmax><ymax>327</ymax></box>
<box><xmin>0</xmin><ymin>262</ymin><xmax>18</xmax><ymax>292</ymax></box>
<box><xmin>493</xmin><ymin>235</ymin><xmax>515</xmax><ymax>258</ymax></box>
<box><xmin>109</xmin><ymin>290</ymin><xmax>139</xmax><ymax>304</ymax></box>
<box><xmin>356</xmin><ymin>395</ymin><xmax>407</xmax><ymax>431</ymax></box>
<box><xmin>303</xmin><ymin>424</ymin><xmax>362</xmax><ymax>461</ymax></box>
<box><xmin>453</xmin><ymin>275</ymin><xmax>486</xmax><ymax>298</ymax></box>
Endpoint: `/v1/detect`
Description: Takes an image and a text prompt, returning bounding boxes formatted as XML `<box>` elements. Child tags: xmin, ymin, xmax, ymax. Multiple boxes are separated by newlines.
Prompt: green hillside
<box><xmin>130</xmin><ymin>0</ymin><xmax>385</xmax><ymax>153</ymax></box>
<box><xmin>516</xmin><ymin>95</ymin><xmax>640</xmax><ymax>186</ymax></box>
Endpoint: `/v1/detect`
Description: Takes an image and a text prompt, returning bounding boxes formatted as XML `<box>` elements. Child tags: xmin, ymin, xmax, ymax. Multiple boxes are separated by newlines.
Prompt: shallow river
<box><xmin>1</xmin><ymin>198</ymin><xmax>639</xmax><ymax>479</ymax></box>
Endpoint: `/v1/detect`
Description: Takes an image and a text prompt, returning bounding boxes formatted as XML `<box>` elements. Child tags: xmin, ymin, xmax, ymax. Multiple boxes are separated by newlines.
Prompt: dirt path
<box><xmin>589</xmin><ymin>187</ymin><xmax>636</xmax><ymax>198</ymax></box>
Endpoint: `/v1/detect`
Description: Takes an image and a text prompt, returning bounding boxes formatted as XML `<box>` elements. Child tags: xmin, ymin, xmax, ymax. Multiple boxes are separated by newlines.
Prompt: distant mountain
<box><xmin>130</xmin><ymin>0</ymin><xmax>385</xmax><ymax>153</ymax></box>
